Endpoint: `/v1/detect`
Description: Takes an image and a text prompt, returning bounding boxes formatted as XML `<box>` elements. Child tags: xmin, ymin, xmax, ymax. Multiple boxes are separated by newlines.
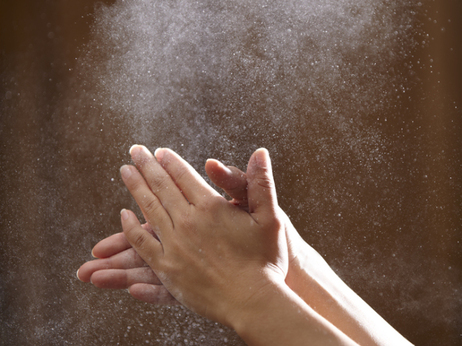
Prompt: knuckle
<box><xmin>143</xmin><ymin>197</ymin><xmax>161</xmax><ymax>215</ymax></box>
<box><xmin>149</xmin><ymin>172</ymin><xmax>170</xmax><ymax>193</ymax></box>
<box><xmin>263</xmin><ymin>214</ymin><xmax>282</xmax><ymax>232</ymax></box>
<box><xmin>255</xmin><ymin>175</ymin><xmax>274</xmax><ymax>190</ymax></box>
<box><xmin>225</xmin><ymin>183</ymin><xmax>248</xmax><ymax>199</ymax></box>
<box><xmin>127</xmin><ymin>176</ymin><xmax>145</xmax><ymax>193</ymax></box>
<box><xmin>177</xmin><ymin>210</ymin><xmax>195</xmax><ymax>231</ymax></box>
<box><xmin>124</xmin><ymin>224</ymin><xmax>148</xmax><ymax>250</ymax></box>
<box><xmin>132</xmin><ymin>231</ymin><xmax>148</xmax><ymax>250</ymax></box>
<box><xmin>129</xmin><ymin>248</ymin><xmax>144</xmax><ymax>266</ymax></box>
<box><xmin>272</xmin><ymin>216</ymin><xmax>282</xmax><ymax>230</ymax></box>
<box><xmin>197</xmin><ymin>196</ymin><xmax>221</xmax><ymax>214</ymax></box>
<box><xmin>173</xmin><ymin>165</ymin><xmax>189</xmax><ymax>185</ymax></box>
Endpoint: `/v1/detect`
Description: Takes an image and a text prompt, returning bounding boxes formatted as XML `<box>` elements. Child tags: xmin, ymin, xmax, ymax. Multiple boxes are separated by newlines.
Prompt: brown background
<box><xmin>1</xmin><ymin>0</ymin><xmax>461</xmax><ymax>345</ymax></box>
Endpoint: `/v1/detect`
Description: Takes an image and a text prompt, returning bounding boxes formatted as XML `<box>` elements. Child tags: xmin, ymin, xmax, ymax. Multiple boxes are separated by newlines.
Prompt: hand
<box><xmin>78</xmin><ymin>151</ymin><xmax>319</xmax><ymax>305</ymax></box>
<box><xmin>118</xmin><ymin>145</ymin><xmax>289</xmax><ymax>326</ymax></box>
<box><xmin>77</xmin><ymin>222</ymin><xmax>180</xmax><ymax>304</ymax></box>
<box><xmin>77</xmin><ymin>157</ymin><xmax>250</xmax><ymax>304</ymax></box>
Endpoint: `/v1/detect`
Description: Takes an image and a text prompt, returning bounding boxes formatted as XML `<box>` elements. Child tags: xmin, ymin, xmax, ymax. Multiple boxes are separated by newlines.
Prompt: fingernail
<box><xmin>211</xmin><ymin>158</ymin><xmax>223</xmax><ymax>168</ymax></box>
<box><xmin>76</xmin><ymin>269</ymin><xmax>81</xmax><ymax>281</ymax></box>
<box><xmin>120</xmin><ymin>165</ymin><xmax>132</xmax><ymax>179</ymax></box>
<box><xmin>154</xmin><ymin>148</ymin><xmax>165</xmax><ymax>162</ymax></box>
<box><xmin>120</xmin><ymin>209</ymin><xmax>129</xmax><ymax>221</ymax></box>
<box><xmin>218</xmin><ymin>160</ymin><xmax>232</xmax><ymax>173</ymax></box>
<box><xmin>255</xmin><ymin>148</ymin><xmax>269</xmax><ymax>167</ymax></box>
<box><xmin>208</xmin><ymin>159</ymin><xmax>232</xmax><ymax>174</ymax></box>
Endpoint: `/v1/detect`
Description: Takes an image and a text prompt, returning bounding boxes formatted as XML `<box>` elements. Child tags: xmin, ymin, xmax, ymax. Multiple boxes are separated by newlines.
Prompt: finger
<box><xmin>91</xmin><ymin>233</ymin><xmax>131</xmax><ymax>259</ymax></box>
<box><xmin>77</xmin><ymin>248</ymin><xmax>149</xmax><ymax>282</ymax></box>
<box><xmin>120</xmin><ymin>165</ymin><xmax>173</xmax><ymax>238</ymax></box>
<box><xmin>121</xmin><ymin>209</ymin><xmax>164</xmax><ymax>268</ymax></box>
<box><xmin>205</xmin><ymin>159</ymin><xmax>248</xmax><ymax>207</ymax></box>
<box><xmin>90</xmin><ymin>267</ymin><xmax>162</xmax><ymax>289</ymax></box>
<box><xmin>129</xmin><ymin>283</ymin><xmax>180</xmax><ymax>305</ymax></box>
<box><xmin>246</xmin><ymin>148</ymin><xmax>279</xmax><ymax>218</ymax></box>
<box><xmin>129</xmin><ymin>145</ymin><xmax>189</xmax><ymax>213</ymax></box>
<box><xmin>155</xmin><ymin>148</ymin><xmax>220</xmax><ymax>205</ymax></box>
<box><xmin>92</xmin><ymin>224</ymin><xmax>156</xmax><ymax>259</ymax></box>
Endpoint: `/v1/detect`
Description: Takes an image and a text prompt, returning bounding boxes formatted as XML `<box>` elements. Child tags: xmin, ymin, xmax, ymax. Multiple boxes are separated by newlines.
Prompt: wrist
<box><xmin>229</xmin><ymin>278</ymin><xmax>356</xmax><ymax>346</ymax></box>
<box><xmin>228</xmin><ymin>276</ymin><xmax>285</xmax><ymax>336</ymax></box>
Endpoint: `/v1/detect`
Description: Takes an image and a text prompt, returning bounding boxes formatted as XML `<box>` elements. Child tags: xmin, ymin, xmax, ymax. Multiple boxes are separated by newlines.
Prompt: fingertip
<box><xmin>253</xmin><ymin>148</ymin><xmax>270</xmax><ymax>167</ymax></box>
<box><xmin>205</xmin><ymin>158</ymin><xmax>232</xmax><ymax>175</ymax></box>
<box><xmin>120</xmin><ymin>208</ymin><xmax>129</xmax><ymax>221</ymax></box>
<box><xmin>154</xmin><ymin>148</ymin><xmax>165</xmax><ymax>162</ymax></box>
<box><xmin>256</xmin><ymin>147</ymin><xmax>269</xmax><ymax>154</ymax></box>
<box><xmin>91</xmin><ymin>243</ymin><xmax>103</xmax><ymax>259</ymax></box>
<box><xmin>129</xmin><ymin>144</ymin><xmax>140</xmax><ymax>155</ymax></box>
<box><xmin>130</xmin><ymin>145</ymin><xmax>154</xmax><ymax>163</ymax></box>
<box><xmin>120</xmin><ymin>209</ymin><xmax>139</xmax><ymax>236</ymax></box>
<box><xmin>205</xmin><ymin>158</ymin><xmax>218</xmax><ymax>172</ymax></box>
<box><xmin>247</xmin><ymin>148</ymin><xmax>277</xmax><ymax>215</ymax></box>
<box><xmin>120</xmin><ymin>165</ymin><xmax>133</xmax><ymax>179</ymax></box>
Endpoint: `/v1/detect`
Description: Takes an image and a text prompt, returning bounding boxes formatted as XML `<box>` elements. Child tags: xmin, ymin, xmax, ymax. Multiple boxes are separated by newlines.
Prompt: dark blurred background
<box><xmin>1</xmin><ymin>0</ymin><xmax>461</xmax><ymax>345</ymax></box>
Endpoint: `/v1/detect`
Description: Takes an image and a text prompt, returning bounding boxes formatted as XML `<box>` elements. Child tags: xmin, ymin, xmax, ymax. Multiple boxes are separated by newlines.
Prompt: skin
<box><xmin>78</xmin><ymin>146</ymin><xmax>413</xmax><ymax>346</ymax></box>
<box><xmin>78</xmin><ymin>158</ymin><xmax>250</xmax><ymax>305</ymax></box>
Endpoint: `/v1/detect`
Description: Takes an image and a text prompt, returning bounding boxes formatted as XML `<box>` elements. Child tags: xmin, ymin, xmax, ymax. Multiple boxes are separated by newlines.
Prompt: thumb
<box><xmin>246</xmin><ymin>148</ymin><xmax>278</xmax><ymax>217</ymax></box>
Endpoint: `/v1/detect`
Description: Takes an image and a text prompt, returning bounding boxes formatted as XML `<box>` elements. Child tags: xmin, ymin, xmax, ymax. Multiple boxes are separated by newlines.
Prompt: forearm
<box><xmin>288</xmin><ymin>241</ymin><xmax>413</xmax><ymax>346</ymax></box>
<box><xmin>229</xmin><ymin>279</ymin><xmax>358</xmax><ymax>346</ymax></box>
